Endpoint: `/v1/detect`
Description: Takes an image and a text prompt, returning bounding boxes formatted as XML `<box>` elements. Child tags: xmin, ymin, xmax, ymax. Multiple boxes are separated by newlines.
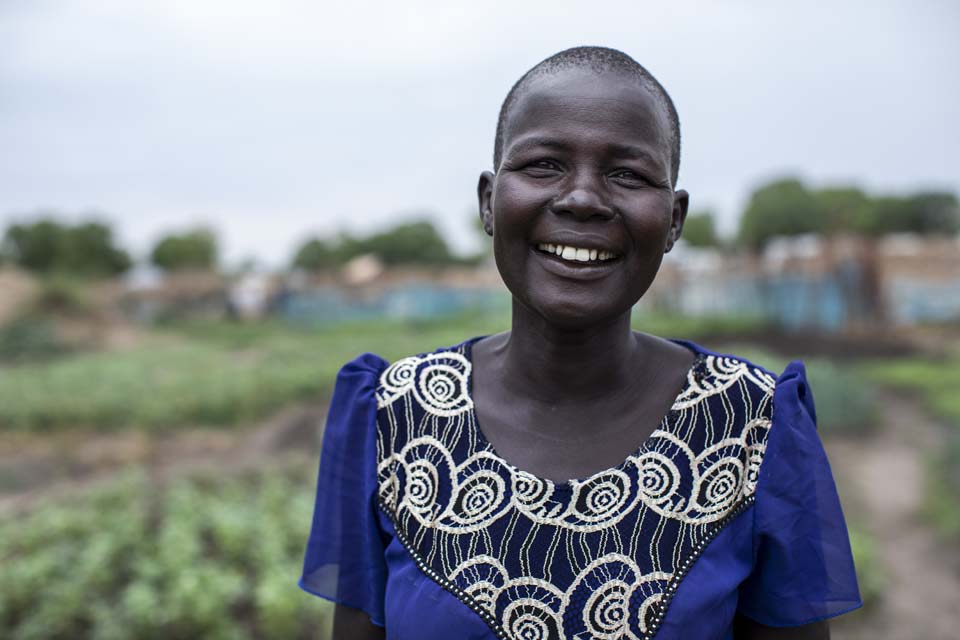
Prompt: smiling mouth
<box><xmin>535</xmin><ymin>243</ymin><xmax>620</xmax><ymax>264</ymax></box>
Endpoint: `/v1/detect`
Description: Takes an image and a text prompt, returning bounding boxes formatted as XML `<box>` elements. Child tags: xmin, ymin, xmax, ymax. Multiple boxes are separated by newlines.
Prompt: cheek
<box><xmin>622</xmin><ymin>194</ymin><xmax>675</xmax><ymax>249</ymax></box>
<box><xmin>490</xmin><ymin>181</ymin><xmax>544</xmax><ymax>263</ymax></box>
<box><xmin>492</xmin><ymin>177</ymin><xmax>549</xmax><ymax>226</ymax></box>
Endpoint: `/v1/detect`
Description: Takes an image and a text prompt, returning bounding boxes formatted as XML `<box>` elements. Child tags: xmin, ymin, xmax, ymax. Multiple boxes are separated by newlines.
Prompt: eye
<box><xmin>522</xmin><ymin>159</ymin><xmax>562</xmax><ymax>177</ymax></box>
<box><xmin>609</xmin><ymin>168</ymin><xmax>647</xmax><ymax>187</ymax></box>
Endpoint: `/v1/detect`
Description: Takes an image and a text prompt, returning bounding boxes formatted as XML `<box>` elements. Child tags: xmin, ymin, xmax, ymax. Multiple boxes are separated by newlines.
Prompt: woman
<box><xmin>300</xmin><ymin>47</ymin><xmax>862</xmax><ymax>639</ymax></box>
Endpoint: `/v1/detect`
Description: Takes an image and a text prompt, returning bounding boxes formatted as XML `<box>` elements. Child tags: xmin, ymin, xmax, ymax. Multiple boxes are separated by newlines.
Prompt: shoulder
<box><xmin>375</xmin><ymin>338</ymin><xmax>478</xmax><ymax>416</ymax></box>
<box><xmin>669</xmin><ymin>342</ymin><xmax>814</xmax><ymax>489</ymax></box>
<box><xmin>671</xmin><ymin>340</ymin><xmax>780</xmax><ymax>413</ymax></box>
<box><xmin>336</xmin><ymin>352</ymin><xmax>392</xmax><ymax>381</ymax></box>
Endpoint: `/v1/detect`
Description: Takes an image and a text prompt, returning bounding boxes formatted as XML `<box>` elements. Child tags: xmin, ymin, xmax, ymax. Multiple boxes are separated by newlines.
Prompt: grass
<box><xmin>860</xmin><ymin>356</ymin><xmax>960</xmax><ymax>427</ymax></box>
<box><xmin>0</xmin><ymin>310</ymin><xmax>887</xmax><ymax>638</ymax></box>
<box><xmin>0</xmin><ymin>457</ymin><xmax>885</xmax><ymax>639</ymax></box>
<box><xmin>0</xmin><ymin>310</ymin><xmax>768</xmax><ymax>433</ymax></box>
<box><xmin>925</xmin><ymin>433</ymin><xmax>960</xmax><ymax>539</ymax></box>
<box><xmin>0</xmin><ymin>314</ymin><xmax>71</xmax><ymax>364</ymax></box>
<box><xmin>632</xmin><ymin>311</ymin><xmax>769</xmax><ymax>340</ymax></box>
<box><xmin>848</xmin><ymin>524</ymin><xmax>884</xmax><ymax>607</ymax></box>
<box><xmin>0</xmin><ymin>460</ymin><xmax>332</xmax><ymax>640</ymax></box>
<box><xmin>860</xmin><ymin>355</ymin><xmax>960</xmax><ymax>539</ymax></box>
<box><xmin>0</xmin><ymin>314</ymin><xmax>508</xmax><ymax>432</ymax></box>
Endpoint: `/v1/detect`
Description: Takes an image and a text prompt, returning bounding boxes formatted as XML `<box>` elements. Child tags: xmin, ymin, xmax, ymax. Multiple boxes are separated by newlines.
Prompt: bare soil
<box><xmin>829</xmin><ymin>393</ymin><xmax>960</xmax><ymax>640</ymax></box>
<box><xmin>0</xmin><ymin>401</ymin><xmax>328</xmax><ymax>514</ymax></box>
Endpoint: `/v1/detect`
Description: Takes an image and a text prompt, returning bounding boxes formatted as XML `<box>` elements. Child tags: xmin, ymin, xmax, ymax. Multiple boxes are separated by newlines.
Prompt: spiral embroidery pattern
<box><xmin>376</xmin><ymin>342</ymin><xmax>777</xmax><ymax>639</ymax></box>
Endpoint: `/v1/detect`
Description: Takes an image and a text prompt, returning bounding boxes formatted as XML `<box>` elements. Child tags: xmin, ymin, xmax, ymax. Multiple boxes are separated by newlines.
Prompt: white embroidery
<box><xmin>447</xmin><ymin>554</ymin><xmax>672</xmax><ymax>639</ymax></box>
<box><xmin>673</xmin><ymin>355</ymin><xmax>775</xmax><ymax>409</ymax></box>
<box><xmin>378</xmin><ymin>352</ymin><xmax>473</xmax><ymax>415</ymax></box>
<box><xmin>376</xmin><ymin>347</ymin><xmax>777</xmax><ymax>639</ymax></box>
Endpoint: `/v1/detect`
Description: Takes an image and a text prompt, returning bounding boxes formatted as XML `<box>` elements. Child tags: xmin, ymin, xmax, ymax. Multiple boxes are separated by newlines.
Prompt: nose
<box><xmin>549</xmin><ymin>173</ymin><xmax>615</xmax><ymax>221</ymax></box>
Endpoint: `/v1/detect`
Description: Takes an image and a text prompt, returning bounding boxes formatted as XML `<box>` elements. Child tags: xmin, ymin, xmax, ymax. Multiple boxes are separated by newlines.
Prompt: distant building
<box><xmin>646</xmin><ymin>234</ymin><xmax>960</xmax><ymax>332</ymax></box>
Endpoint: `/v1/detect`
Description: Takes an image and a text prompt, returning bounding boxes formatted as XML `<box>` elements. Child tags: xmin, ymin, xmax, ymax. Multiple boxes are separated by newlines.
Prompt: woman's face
<box><xmin>478</xmin><ymin>68</ymin><xmax>688</xmax><ymax>329</ymax></box>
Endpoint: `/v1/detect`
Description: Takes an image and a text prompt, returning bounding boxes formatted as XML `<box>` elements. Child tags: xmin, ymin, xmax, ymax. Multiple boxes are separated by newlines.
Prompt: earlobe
<box><xmin>477</xmin><ymin>171</ymin><xmax>496</xmax><ymax>236</ymax></box>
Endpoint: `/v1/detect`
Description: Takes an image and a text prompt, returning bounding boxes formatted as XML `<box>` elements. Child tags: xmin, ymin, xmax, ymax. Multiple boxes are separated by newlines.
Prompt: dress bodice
<box><xmin>299</xmin><ymin>339</ymin><xmax>862</xmax><ymax>640</ymax></box>
<box><xmin>374</xmin><ymin>338</ymin><xmax>777</xmax><ymax>639</ymax></box>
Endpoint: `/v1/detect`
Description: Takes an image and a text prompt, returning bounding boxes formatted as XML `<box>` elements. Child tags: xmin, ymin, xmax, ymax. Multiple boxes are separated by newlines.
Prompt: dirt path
<box><xmin>0</xmin><ymin>401</ymin><xmax>329</xmax><ymax>514</ymax></box>
<box><xmin>828</xmin><ymin>394</ymin><xmax>960</xmax><ymax>640</ymax></box>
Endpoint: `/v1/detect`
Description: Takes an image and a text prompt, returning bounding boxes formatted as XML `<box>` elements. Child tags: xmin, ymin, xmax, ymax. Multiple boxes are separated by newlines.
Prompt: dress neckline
<box><xmin>462</xmin><ymin>334</ymin><xmax>706</xmax><ymax>490</ymax></box>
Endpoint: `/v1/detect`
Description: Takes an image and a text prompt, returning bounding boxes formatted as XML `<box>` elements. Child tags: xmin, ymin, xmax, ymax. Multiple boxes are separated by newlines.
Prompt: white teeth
<box><xmin>535</xmin><ymin>243</ymin><xmax>617</xmax><ymax>264</ymax></box>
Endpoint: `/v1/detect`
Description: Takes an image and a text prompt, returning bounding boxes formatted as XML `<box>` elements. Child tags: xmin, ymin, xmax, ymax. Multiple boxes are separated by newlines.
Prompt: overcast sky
<box><xmin>2</xmin><ymin>0</ymin><xmax>958</xmax><ymax>268</ymax></box>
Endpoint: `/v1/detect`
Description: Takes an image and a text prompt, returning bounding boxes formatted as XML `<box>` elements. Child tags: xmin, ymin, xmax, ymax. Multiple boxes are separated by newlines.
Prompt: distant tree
<box><xmin>681</xmin><ymin>210</ymin><xmax>719</xmax><ymax>247</ymax></box>
<box><xmin>1</xmin><ymin>216</ymin><xmax>131</xmax><ymax>277</ymax></box>
<box><xmin>1</xmin><ymin>219</ymin><xmax>63</xmax><ymax>272</ymax></box>
<box><xmin>290</xmin><ymin>220</ymin><xmax>456</xmax><ymax>271</ymax></box>
<box><xmin>909</xmin><ymin>192</ymin><xmax>960</xmax><ymax>234</ymax></box>
<box><xmin>150</xmin><ymin>228</ymin><xmax>218</xmax><ymax>272</ymax></box>
<box><xmin>815</xmin><ymin>187</ymin><xmax>874</xmax><ymax>234</ymax></box>
<box><xmin>738</xmin><ymin>178</ymin><xmax>827</xmax><ymax>249</ymax></box>
<box><xmin>362</xmin><ymin>220</ymin><xmax>454</xmax><ymax>265</ymax></box>
<box><xmin>63</xmin><ymin>222</ymin><xmax>133</xmax><ymax>275</ymax></box>
<box><xmin>868</xmin><ymin>192</ymin><xmax>959</xmax><ymax>236</ymax></box>
<box><xmin>292</xmin><ymin>237</ymin><xmax>342</xmax><ymax>271</ymax></box>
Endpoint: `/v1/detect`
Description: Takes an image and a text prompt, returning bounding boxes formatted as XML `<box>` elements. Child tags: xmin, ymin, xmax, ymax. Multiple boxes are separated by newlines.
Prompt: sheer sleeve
<box><xmin>299</xmin><ymin>353</ymin><xmax>389</xmax><ymax>626</ymax></box>
<box><xmin>737</xmin><ymin>360</ymin><xmax>863</xmax><ymax>626</ymax></box>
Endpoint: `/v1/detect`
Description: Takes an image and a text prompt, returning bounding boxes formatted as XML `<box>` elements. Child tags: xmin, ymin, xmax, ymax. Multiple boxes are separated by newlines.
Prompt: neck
<box><xmin>496</xmin><ymin>299</ymin><xmax>643</xmax><ymax>404</ymax></box>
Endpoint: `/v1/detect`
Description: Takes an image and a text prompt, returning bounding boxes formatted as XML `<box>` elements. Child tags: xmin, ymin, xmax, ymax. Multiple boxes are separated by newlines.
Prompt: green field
<box><xmin>861</xmin><ymin>356</ymin><xmax>960</xmax><ymax>426</ymax></box>
<box><xmin>0</xmin><ymin>312</ymin><xmax>894</xmax><ymax>638</ymax></box>
<box><xmin>0</xmin><ymin>311</ymin><xmax>765</xmax><ymax>432</ymax></box>
<box><xmin>0</xmin><ymin>456</ymin><xmax>887</xmax><ymax>640</ymax></box>
<box><xmin>0</xmin><ymin>460</ymin><xmax>332</xmax><ymax>640</ymax></box>
<box><xmin>0</xmin><ymin>315</ymin><xmax>504</xmax><ymax>432</ymax></box>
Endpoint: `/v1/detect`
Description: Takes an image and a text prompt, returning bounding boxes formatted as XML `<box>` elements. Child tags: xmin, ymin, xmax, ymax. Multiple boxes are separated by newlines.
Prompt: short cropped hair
<box><xmin>493</xmin><ymin>46</ymin><xmax>682</xmax><ymax>184</ymax></box>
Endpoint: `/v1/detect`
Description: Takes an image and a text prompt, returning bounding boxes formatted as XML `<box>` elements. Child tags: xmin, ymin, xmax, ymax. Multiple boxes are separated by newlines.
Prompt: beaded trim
<box><xmin>641</xmin><ymin>495</ymin><xmax>756</xmax><ymax>638</ymax></box>
<box><xmin>379</xmin><ymin>495</ymin><xmax>510</xmax><ymax>639</ymax></box>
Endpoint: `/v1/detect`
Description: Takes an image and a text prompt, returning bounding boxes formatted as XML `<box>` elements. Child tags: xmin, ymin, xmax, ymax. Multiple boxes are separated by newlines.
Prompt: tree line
<box><xmin>0</xmin><ymin>217</ymin><xmax>478</xmax><ymax>278</ymax></box>
<box><xmin>1</xmin><ymin>179</ymin><xmax>957</xmax><ymax>278</ymax></box>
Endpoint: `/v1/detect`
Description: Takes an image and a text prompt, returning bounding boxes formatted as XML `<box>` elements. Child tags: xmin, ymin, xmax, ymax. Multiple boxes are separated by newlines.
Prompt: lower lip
<box><xmin>531</xmin><ymin>247</ymin><xmax>620</xmax><ymax>281</ymax></box>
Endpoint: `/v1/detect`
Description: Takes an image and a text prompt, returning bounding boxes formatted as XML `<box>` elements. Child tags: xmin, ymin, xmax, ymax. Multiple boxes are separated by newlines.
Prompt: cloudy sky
<box><xmin>2</xmin><ymin>0</ymin><xmax>957</xmax><ymax>268</ymax></box>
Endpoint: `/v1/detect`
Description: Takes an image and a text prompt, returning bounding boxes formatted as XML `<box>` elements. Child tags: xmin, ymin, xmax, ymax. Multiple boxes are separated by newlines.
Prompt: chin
<box><xmin>523</xmin><ymin>293</ymin><xmax>631</xmax><ymax>331</ymax></box>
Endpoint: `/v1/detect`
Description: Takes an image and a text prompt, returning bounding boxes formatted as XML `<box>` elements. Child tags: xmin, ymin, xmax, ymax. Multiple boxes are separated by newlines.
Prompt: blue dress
<box><xmin>299</xmin><ymin>338</ymin><xmax>862</xmax><ymax>639</ymax></box>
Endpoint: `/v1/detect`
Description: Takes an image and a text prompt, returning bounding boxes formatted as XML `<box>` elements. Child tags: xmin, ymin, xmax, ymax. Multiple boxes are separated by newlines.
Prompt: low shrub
<box><xmin>713</xmin><ymin>345</ymin><xmax>880</xmax><ymax>436</ymax></box>
<box><xmin>0</xmin><ymin>461</ymin><xmax>331</xmax><ymax>640</ymax></box>
<box><xmin>861</xmin><ymin>356</ymin><xmax>960</xmax><ymax>538</ymax></box>
<box><xmin>925</xmin><ymin>432</ymin><xmax>960</xmax><ymax>539</ymax></box>
<box><xmin>848</xmin><ymin>524</ymin><xmax>884</xmax><ymax>607</ymax></box>
<box><xmin>861</xmin><ymin>357</ymin><xmax>960</xmax><ymax>426</ymax></box>
<box><xmin>0</xmin><ymin>314</ymin><xmax>71</xmax><ymax>364</ymax></box>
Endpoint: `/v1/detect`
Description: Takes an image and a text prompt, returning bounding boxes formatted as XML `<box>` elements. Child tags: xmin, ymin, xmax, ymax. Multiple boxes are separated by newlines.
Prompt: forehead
<box><xmin>502</xmin><ymin>68</ymin><xmax>672</xmax><ymax>162</ymax></box>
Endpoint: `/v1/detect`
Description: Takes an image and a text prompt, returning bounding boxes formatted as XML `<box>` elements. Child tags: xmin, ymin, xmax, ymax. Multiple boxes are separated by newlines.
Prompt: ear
<box><xmin>664</xmin><ymin>189</ymin><xmax>689</xmax><ymax>253</ymax></box>
<box><xmin>477</xmin><ymin>171</ymin><xmax>495</xmax><ymax>237</ymax></box>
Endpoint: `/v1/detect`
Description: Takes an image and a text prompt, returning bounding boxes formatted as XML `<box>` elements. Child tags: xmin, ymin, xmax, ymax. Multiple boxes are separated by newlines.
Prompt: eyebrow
<box><xmin>505</xmin><ymin>137</ymin><xmax>573</xmax><ymax>156</ymax></box>
<box><xmin>605</xmin><ymin>143</ymin><xmax>659</xmax><ymax>163</ymax></box>
<box><xmin>505</xmin><ymin>137</ymin><xmax>662</xmax><ymax>165</ymax></box>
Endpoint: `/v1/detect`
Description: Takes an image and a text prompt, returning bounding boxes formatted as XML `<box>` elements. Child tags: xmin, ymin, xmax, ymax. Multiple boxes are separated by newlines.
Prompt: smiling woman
<box><xmin>478</xmin><ymin>63</ymin><xmax>683</xmax><ymax>331</ymax></box>
<box><xmin>299</xmin><ymin>46</ymin><xmax>862</xmax><ymax>640</ymax></box>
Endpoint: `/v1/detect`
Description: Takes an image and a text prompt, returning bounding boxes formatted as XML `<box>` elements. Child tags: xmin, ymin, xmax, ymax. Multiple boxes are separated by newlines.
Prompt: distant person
<box><xmin>299</xmin><ymin>46</ymin><xmax>861</xmax><ymax>639</ymax></box>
